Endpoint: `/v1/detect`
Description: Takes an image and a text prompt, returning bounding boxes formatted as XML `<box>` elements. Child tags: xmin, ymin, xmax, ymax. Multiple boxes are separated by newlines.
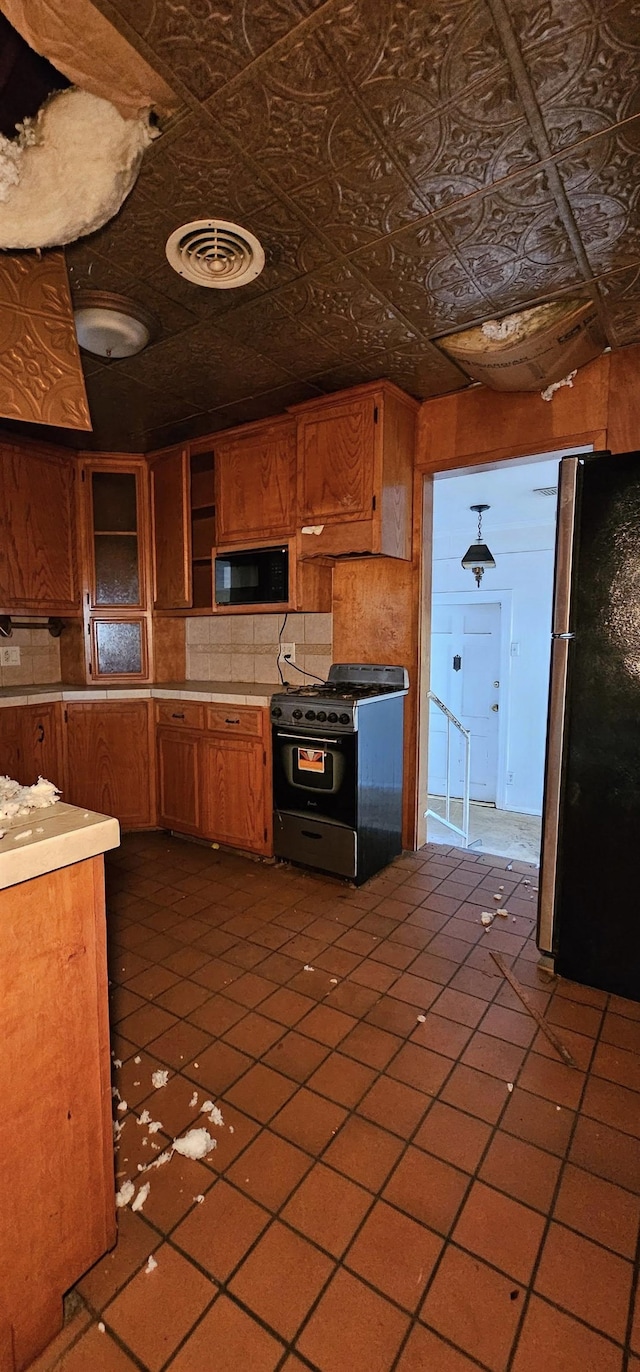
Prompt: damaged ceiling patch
<box><xmin>0</xmin><ymin>87</ymin><xmax>153</xmax><ymax>248</ymax></box>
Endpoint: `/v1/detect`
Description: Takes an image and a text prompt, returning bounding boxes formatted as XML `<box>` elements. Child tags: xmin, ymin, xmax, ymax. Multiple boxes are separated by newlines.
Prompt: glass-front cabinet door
<box><xmin>89</xmin><ymin>468</ymin><xmax>144</xmax><ymax>608</ymax></box>
<box><xmin>81</xmin><ymin>459</ymin><xmax>151</xmax><ymax>680</ymax></box>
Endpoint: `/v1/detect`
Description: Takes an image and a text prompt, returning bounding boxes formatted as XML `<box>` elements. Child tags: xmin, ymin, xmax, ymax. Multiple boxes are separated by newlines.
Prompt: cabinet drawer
<box><xmin>156</xmin><ymin>700</ymin><xmax>204</xmax><ymax>729</ymax></box>
<box><xmin>206</xmin><ymin>705</ymin><xmax>264</xmax><ymax>738</ymax></box>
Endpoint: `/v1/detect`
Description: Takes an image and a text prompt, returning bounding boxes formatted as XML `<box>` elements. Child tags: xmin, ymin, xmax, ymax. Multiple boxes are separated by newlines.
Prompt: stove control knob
<box><xmin>316</xmin><ymin>710</ymin><xmax>327</xmax><ymax>722</ymax></box>
<box><xmin>339</xmin><ymin>712</ymin><xmax>350</xmax><ymax>724</ymax></box>
<box><xmin>327</xmin><ymin>712</ymin><xmax>338</xmax><ymax>723</ymax></box>
<box><xmin>271</xmin><ymin>705</ymin><xmax>282</xmax><ymax>717</ymax></box>
<box><xmin>305</xmin><ymin>709</ymin><xmax>316</xmax><ymax>720</ymax></box>
<box><xmin>292</xmin><ymin>708</ymin><xmax>303</xmax><ymax>719</ymax></box>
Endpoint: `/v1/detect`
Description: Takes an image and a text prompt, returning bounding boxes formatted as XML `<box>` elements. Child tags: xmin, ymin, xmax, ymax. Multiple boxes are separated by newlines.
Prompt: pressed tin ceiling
<box><xmin>15</xmin><ymin>0</ymin><xmax>640</xmax><ymax>449</ymax></box>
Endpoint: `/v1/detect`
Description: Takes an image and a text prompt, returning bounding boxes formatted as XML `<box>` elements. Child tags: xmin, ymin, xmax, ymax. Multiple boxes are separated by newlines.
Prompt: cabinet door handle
<box><xmin>37</xmin><ymin>723</ymin><xmax>45</xmax><ymax>743</ymax></box>
<box><xmin>301</xmin><ymin>830</ymin><xmax>321</xmax><ymax>841</ymax></box>
<box><xmin>225</xmin><ymin>717</ymin><xmax>240</xmax><ymax>725</ymax></box>
<box><xmin>171</xmin><ymin>712</ymin><xmax>185</xmax><ymax>719</ymax></box>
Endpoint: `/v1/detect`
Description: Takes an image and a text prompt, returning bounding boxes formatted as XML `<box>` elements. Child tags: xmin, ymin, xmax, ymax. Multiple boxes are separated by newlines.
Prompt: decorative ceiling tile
<box><xmin>210</xmin><ymin>35</ymin><xmax>380</xmax><ymax>193</ymax></box>
<box><xmin>290</xmin><ymin>148</ymin><xmax>431</xmax><ymax>254</ymax></box>
<box><xmin>311</xmin><ymin>341</ymin><xmax>468</xmax><ymax>399</ymax></box>
<box><xmin>246</xmin><ymin>198</ymin><xmax>336</xmax><ymax>286</ymax></box>
<box><xmin>143</xmin><ymin>260</ymin><xmax>266</xmax><ymax>321</ymax></box>
<box><xmin>557</xmin><ymin>122</ymin><xmax>640</xmax><ymax>275</ymax></box>
<box><xmin>437</xmin><ymin>176</ymin><xmax>585</xmax><ymax>310</ymax></box>
<box><xmin>274</xmin><ymin>258</ymin><xmax>421</xmax><ymax>354</ymax></box>
<box><xmin>82</xmin><ymin>191</ymin><xmax>178</xmax><ymax>284</ymax></box>
<box><xmin>0</xmin><ymin>251</ymin><xmax>90</xmax><ymax>430</ymax></box>
<box><xmin>136</xmin><ymin>113</ymin><xmax>275</xmax><ymax>221</ymax></box>
<box><xmin>214</xmin><ymin>294</ymin><xmax>344</xmax><ymax>376</ymax></box>
<box><xmin>0</xmin><ymin>250</ymin><xmax>72</xmax><ymax>318</ymax></box>
<box><xmin>117</xmin><ymin>318</ymin><xmax>295</xmax><ymax>411</ymax></box>
<box><xmin>503</xmin><ymin>0</ymin><xmax>593</xmax><ymax>48</ymax></box>
<box><xmin>514</xmin><ymin>5</ymin><xmax>640</xmax><ymax>137</ymax></box>
<box><xmin>208</xmin><ymin>379</ymin><xmax>324</xmax><ymax>429</ymax></box>
<box><xmin>13</xmin><ymin>0</ymin><xmax>639</xmax><ymax>444</ymax></box>
<box><xmin>106</xmin><ymin>0</ymin><xmax>310</xmax><ymax>101</ymax></box>
<box><xmin>382</xmin><ymin>77</ymin><xmax>537</xmax><ymax>215</ymax></box>
<box><xmin>322</xmin><ymin>0</ymin><xmax>504</xmax><ymax>108</ymax></box>
<box><xmin>352</xmin><ymin>222</ymin><xmax>490</xmax><ymax>336</ymax></box>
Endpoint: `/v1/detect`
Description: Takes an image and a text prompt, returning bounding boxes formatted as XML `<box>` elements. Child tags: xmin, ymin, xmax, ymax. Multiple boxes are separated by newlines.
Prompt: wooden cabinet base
<box><xmin>0</xmin><ymin>856</ymin><xmax>115</xmax><ymax>1372</ymax></box>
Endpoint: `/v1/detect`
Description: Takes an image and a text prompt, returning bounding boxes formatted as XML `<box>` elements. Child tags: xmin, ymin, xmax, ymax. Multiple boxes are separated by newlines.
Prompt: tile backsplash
<box><xmin>0</xmin><ymin>628</ymin><xmax>61</xmax><ymax>688</ymax></box>
<box><xmin>186</xmin><ymin>613</ymin><xmax>332</xmax><ymax>685</ymax></box>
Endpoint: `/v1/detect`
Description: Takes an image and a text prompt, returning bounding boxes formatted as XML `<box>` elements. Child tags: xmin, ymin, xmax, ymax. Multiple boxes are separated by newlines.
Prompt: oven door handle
<box><xmin>275</xmin><ymin>733</ymin><xmax>340</xmax><ymax>745</ymax></box>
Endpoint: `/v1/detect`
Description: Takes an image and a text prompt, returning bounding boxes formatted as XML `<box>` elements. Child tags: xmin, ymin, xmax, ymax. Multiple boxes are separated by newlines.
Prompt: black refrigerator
<box><xmin>538</xmin><ymin>449</ymin><xmax>640</xmax><ymax>1002</ymax></box>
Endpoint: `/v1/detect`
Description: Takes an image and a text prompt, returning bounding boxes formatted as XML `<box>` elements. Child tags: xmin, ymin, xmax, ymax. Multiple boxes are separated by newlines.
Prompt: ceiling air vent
<box><xmin>165</xmin><ymin>219</ymin><xmax>265</xmax><ymax>288</ymax></box>
<box><xmin>533</xmin><ymin>485</ymin><xmax>558</xmax><ymax>497</ymax></box>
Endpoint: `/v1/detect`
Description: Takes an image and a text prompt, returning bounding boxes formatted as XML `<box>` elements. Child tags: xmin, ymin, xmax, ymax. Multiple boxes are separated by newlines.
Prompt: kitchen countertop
<box><xmin>0</xmin><ymin>681</ymin><xmax>274</xmax><ymax>708</ymax></box>
<box><xmin>0</xmin><ymin>801</ymin><xmax>120</xmax><ymax>890</ymax></box>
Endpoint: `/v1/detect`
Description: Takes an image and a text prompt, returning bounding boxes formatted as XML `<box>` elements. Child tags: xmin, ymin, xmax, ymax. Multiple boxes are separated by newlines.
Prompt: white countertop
<box><xmin>0</xmin><ymin>801</ymin><xmax>120</xmax><ymax>891</ymax></box>
<box><xmin>0</xmin><ymin>681</ymin><xmax>273</xmax><ymax>708</ymax></box>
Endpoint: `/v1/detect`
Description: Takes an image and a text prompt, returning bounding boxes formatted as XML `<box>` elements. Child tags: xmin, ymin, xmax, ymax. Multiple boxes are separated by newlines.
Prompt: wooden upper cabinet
<box><xmin>150</xmin><ymin>445</ymin><xmax>191</xmax><ymax>609</ymax></box>
<box><xmin>297</xmin><ymin>396</ymin><xmax>375</xmax><ymax>525</ymax></box>
<box><xmin>0</xmin><ymin>442</ymin><xmax>79</xmax><ymax>613</ymax></box>
<box><xmin>81</xmin><ymin>458</ymin><xmax>149</xmax><ymax>611</ymax></box>
<box><xmin>214</xmin><ymin>417</ymin><xmax>297</xmax><ymax>544</ymax></box>
<box><xmin>293</xmin><ymin>382</ymin><xmax>419</xmax><ymax>561</ymax></box>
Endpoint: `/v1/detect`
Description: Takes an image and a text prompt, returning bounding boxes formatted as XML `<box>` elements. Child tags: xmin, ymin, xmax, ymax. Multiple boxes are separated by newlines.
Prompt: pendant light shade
<box><xmin>461</xmin><ymin>504</ymin><xmax>496</xmax><ymax>587</ymax></box>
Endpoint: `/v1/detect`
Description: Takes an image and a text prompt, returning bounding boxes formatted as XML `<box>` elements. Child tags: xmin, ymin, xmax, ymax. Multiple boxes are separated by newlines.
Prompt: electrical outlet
<box><xmin>507</xmin><ymin>771</ymin><xmax>514</xmax><ymax>785</ymax></box>
<box><xmin>279</xmin><ymin>642</ymin><xmax>295</xmax><ymax>665</ymax></box>
<box><xmin>0</xmin><ymin>646</ymin><xmax>20</xmax><ymax>667</ymax></box>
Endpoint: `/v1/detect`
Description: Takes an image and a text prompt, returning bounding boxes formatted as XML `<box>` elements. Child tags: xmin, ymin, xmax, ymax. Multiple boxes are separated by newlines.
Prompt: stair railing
<box><xmin>425</xmin><ymin>690</ymin><xmax>471</xmax><ymax>847</ymax></box>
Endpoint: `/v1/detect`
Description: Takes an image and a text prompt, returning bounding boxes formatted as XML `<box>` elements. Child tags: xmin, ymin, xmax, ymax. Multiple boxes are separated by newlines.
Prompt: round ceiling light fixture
<box><xmin>73</xmin><ymin>291</ymin><xmax>154</xmax><ymax>358</ymax></box>
<box><xmin>165</xmin><ymin>219</ymin><xmax>265</xmax><ymax>288</ymax></box>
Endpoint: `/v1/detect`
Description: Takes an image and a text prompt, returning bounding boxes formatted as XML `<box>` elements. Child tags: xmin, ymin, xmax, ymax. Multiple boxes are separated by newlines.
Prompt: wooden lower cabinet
<box><xmin>0</xmin><ymin>708</ymin><xmax>21</xmax><ymax>780</ymax></box>
<box><xmin>0</xmin><ymin>703</ymin><xmax>64</xmax><ymax>790</ymax></box>
<box><xmin>157</xmin><ymin>727</ymin><xmax>201</xmax><ymax>834</ymax></box>
<box><xmin>155</xmin><ymin>702</ymin><xmax>272</xmax><ymax>855</ymax></box>
<box><xmin>65</xmin><ymin>701</ymin><xmax>155</xmax><ymax>829</ymax></box>
<box><xmin>19</xmin><ymin>704</ymin><xmax>64</xmax><ymax>788</ymax></box>
<box><xmin>0</xmin><ymin>855</ymin><xmax>114</xmax><ymax>1372</ymax></box>
<box><xmin>200</xmin><ymin>735</ymin><xmax>269</xmax><ymax>854</ymax></box>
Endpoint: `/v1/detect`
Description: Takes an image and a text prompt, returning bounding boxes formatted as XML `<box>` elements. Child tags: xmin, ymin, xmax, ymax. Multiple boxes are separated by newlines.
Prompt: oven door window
<box><xmin>273</xmin><ymin>730</ymin><xmax>356</xmax><ymax>824</ymax></box>
<box><xmin>289</xmin><ymin>744</ymin><xmax>342</xmax><ymax>793</ymax></box>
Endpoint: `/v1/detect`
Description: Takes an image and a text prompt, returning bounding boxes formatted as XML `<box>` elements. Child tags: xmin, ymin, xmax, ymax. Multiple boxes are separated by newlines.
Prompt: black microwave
<box><xmin>214</xmin><ymin>545</ymin><xmax>289</xmax><ymax>607</ymax></box>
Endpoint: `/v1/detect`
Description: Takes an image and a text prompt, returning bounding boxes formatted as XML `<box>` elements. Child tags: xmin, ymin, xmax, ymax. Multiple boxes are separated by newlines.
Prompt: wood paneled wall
<box><xmin>417</xmin><ymin>351</ymin><xmax>611</xmax><ymax>471</ymax></box>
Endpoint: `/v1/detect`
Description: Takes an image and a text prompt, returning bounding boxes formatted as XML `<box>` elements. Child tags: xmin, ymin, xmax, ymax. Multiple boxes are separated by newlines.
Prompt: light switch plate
<box><xmin>0</xmin><ymin>646</ymin><xmax>20</xmax><ymax>666</ymax></box>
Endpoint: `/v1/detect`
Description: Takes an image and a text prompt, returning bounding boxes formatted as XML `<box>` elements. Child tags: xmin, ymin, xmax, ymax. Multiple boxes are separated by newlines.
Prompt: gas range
<box><xmin>272</xmin><ymin>663</ymin><xmax>409</xmax><ymax>884</ymax></box>
<box><xmin>270</xmin><ymin>663</ymin><xmax>409</xmax><ymax>733</ymax></box>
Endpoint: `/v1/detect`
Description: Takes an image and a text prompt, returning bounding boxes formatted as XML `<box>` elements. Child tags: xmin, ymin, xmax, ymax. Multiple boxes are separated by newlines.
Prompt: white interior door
<box><xmin>429</xmin><ymin>601</ymin><xmax>501</xmax><ymax>803</ymax></box>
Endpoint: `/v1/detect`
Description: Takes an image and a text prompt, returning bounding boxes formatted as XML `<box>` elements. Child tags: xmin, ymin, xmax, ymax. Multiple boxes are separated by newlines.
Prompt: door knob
<box><xmin>491</xmin><ymin>703</ymin><xmax>499</xmax><ymax>712</ymax></box>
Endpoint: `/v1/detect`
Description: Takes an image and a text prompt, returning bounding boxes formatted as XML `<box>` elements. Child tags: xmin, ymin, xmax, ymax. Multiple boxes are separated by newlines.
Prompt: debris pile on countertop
<box><xmin>0</xmin><ymin>775</ymin><xmax>60</xmax><ymax>820</ymax></box>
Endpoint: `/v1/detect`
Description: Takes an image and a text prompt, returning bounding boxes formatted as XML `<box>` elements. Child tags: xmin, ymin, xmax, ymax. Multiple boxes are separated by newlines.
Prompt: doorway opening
<box><xmin>424</xmin><ymin>447</ymin><xmax>590</xmax><ymax>865</ymax></box>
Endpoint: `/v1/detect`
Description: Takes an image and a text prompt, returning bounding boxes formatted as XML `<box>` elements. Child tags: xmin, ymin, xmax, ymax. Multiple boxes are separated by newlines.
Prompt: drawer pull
<box><xmin>302</xmin><ymin>830</ymin><xmax>321</xmax><ymax>841</ymax></box>
<box><xmin>172</xmin><ymin>712</ymin><xmax>185</xmax><ymax>719</ymax></box>
<box><xmin>225</xmin><ymin>717</ymin><xmax>240</xmax><ymax>724</ymax></box>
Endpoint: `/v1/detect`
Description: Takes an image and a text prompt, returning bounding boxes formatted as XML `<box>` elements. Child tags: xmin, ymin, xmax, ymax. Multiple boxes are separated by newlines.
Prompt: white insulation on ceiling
<box><xmin>0</xmin><ymin>87</ymin><xmax>153</xmax><ymax>249</ymax></box>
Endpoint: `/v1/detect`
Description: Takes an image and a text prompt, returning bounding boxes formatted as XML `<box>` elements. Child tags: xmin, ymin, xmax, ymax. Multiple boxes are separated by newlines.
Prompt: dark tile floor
<box><xmin>33</xmin><ymin>834</ymin><xmax>640</xmax><ymax>1372</ymax></box>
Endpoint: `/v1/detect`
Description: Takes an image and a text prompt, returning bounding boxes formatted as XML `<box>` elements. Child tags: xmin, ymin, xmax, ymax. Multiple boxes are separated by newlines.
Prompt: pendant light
<box><xmin>461</xmin><ymin>504</ymin><xmax>496</xmax><ymax>587</ymax></box>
